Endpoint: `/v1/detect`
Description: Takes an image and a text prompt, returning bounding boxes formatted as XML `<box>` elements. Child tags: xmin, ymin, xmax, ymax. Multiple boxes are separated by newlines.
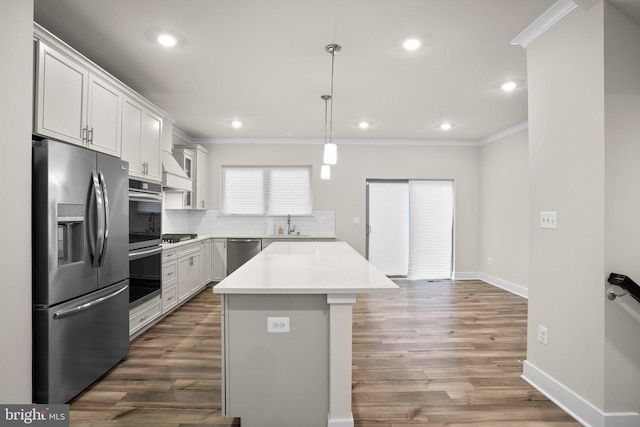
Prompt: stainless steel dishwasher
<box><xmin>226</xmin><ymin>238</ymin><xmax>262</xmax><ymax>275</ymax></box>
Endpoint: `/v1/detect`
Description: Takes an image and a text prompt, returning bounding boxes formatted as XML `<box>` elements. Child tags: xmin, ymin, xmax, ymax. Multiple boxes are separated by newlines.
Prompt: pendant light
<box><xmin>321</xmin><ymin>94</ymin><xmax>332</xmax><ymax>180</ymax></box>
<box><xmin>323</xmin><ymin>43</ymin><xmax>341</xmax><ymax>166</ymax></box>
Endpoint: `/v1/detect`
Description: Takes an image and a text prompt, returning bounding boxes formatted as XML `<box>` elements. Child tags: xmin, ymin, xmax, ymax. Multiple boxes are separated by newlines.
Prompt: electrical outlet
<box><xmin>318</xmin><ymin>216</ymin><xmax>328</xmax><ymax>224</ymax></box>
<box><xmin>538</xmin><ymin>325</ymin><xmax>548</xmax><ymax>345</ymax></box>
<box><xmin>231</xmin><ymin>220</ymin><xmax>239</xmax><ymax>226</ymax></box>
<box><xmin>540</xmin><ymin>211</ymin><xmax>558</xmax><ymax>229</ymax></box>
<box><xmin>267</xmin><ymin>317</ymin><xmax>290</xmax><ymax>333</ymax></box>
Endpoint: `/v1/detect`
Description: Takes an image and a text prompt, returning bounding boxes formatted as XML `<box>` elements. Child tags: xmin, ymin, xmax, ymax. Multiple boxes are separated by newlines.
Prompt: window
<box><xmin>221</xmin><ymin>166</ymin><xmax>312</xmax><ymax>215</ymax></box>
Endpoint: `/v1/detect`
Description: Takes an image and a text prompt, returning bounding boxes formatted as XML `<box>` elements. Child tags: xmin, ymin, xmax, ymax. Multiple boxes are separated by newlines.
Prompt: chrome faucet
<box><xmin>287</xmin><ymin>215</ymin><xmax>296</xmax><ymax>235</ymax></box>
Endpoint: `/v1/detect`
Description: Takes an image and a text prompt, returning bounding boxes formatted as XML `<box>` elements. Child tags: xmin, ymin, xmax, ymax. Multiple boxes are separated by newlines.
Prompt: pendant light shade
<box><xmin>321</xmin><ymin>164</ymin><xmax>331</xmax><ymax>180</ymax></box>
<box><xmin>323</xmin><ymin>142</ymin><xmax>337</xmax><ymax>165</ymax></box>
<box><xmin>319</xmin><ymin>43</ymin><xmax>341</xmax><ymax>174</ymax></box>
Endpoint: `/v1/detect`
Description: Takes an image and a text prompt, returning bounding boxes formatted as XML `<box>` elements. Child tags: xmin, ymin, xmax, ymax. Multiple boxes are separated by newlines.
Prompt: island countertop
<box><xmin>213</xmin><ymin>241</ymin><xmax>398</xmax><ymax>295</ymax></box>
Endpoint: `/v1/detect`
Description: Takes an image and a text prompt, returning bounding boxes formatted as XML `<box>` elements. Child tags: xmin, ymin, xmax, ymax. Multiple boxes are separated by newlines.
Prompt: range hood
<box><xmin>162</xmin><ymin>151</ymin><xmax>192</xmax><ymax>192</ymax></box>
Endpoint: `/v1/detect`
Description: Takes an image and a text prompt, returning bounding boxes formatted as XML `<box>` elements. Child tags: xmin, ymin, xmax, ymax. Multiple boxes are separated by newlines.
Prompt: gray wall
<box><xmin>526</xmin><ymin>0</ymin><xmax>640</xmax><ymax>415</ymax></box>
<box><xmin>603</xmin><ymin>0</ymin><xmax>640</xmax><ymax>412</ymax></box>
<box><xmin>480</xmin><ymin>129</ymin><xmax>529</xmax><ymax>288</ymax></box>
<box><xmin>0</xmin><ymin>0</ymin><xmax>34</xmax><ymax>403</ymax></box>
<box><xmin>205</xmin><ymin>142</ymin><xmax>482</xmax><ymax>274</ymax></box>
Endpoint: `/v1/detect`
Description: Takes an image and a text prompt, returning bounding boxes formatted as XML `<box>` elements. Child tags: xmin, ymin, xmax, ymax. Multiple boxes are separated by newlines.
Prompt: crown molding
<box><xmin>511</xmin><ymin>0</ymin><xmax>578</xmax><ymax>48</ymax></box>
<box><xmin>479</xmin><ymin>121</ymin><xmax>529</xmax><ymax>145</ymax></box>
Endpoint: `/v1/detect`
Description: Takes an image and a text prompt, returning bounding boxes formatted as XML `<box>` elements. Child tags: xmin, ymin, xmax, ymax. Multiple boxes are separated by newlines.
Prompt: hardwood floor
<box><xmin>69</xmin><ymin>280</ymin><xmax>580</xmax><ymax>426</ymax></box>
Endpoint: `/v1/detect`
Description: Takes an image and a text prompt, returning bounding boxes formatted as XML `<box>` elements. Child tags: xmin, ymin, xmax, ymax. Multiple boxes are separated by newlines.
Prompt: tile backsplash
<box><xmin>163</xmin><ymin>209</ymin><xmax>336</xmax><ymax>237</ymax></box>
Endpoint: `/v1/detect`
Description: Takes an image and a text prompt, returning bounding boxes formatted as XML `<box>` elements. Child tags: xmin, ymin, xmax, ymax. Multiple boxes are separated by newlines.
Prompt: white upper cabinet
<box><xmin>121</xmin><ymin>96</ymin><xmax>162</xmax><ymax>182</ymax></box>
<box><xmin>35</xmin><ymin>41</ymin><xmax>121</xmax><ymax>157</ymax></box>
<box><xmin>87</xmin><ymin>74</ymin><xmax>121</xmax><ymax>157</ymax></box>
<box><xmin>35</xmin><ymin>42</ymin><xmax>88</xmax><ymax>146</ymax></box>
<box><xmin>34</xmin><ymin>24</ymin><xmax>168</xmax><ymax>179</ymax></box>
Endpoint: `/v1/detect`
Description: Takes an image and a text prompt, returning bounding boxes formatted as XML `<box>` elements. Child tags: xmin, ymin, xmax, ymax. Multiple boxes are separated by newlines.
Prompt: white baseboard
<box><xmin>453</xmin><ymin>271</ymin><xmax>528</xmax><ymax>298</ymax></box>
<box><xmin>327</xmin><ymin>414</ymin><xmax>354</xmax><ymax>427</ymax></box>
<box><xmin>522</xmin><ymin>361</ymin><xmax>640</xmax><ymax>427</ymax></box>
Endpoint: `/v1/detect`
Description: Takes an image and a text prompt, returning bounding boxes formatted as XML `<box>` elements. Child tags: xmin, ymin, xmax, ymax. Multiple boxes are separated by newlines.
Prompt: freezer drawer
<box><xmin>33</xmin><ymin>281</ymin><xmax>130</xmax><ymax>403</ymax></box>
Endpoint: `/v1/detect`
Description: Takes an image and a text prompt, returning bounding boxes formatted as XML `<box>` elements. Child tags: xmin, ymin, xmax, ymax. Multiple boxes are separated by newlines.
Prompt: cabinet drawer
<box><xmin>178</xmin><ymin>242</ymin><xmax>201</xmax><ymax>257</ymax></box>
<box><xmin>162</xmin><ymin>248</ymin><xmax>177</xmax><ymax>262</ymax></box>
<box><xmin>129</xmin><ymin>296</ymin><xmax>161</xmax><ymax>336</ymax></box>
<box><xmin>162</xmin><ymin>285</ymin><xmax>178</xmax><ymax>313</ymax></box>
<box><xmin>163</xmin><ymin>261</ymin><xmax>177</xmax><ymax>285</ymax></box>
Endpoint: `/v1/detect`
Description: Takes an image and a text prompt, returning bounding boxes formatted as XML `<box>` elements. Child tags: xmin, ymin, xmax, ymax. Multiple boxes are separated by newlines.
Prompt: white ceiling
<box><xmin>33</xmin><ymin>0</ymin><xmax>560</xmax><ymax>142</ymax></box>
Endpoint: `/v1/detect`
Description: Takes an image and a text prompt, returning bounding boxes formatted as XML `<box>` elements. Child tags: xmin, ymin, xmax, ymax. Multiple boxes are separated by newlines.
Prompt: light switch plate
<box><xmin>540</xmin><ymin>211</ymin><xmax>558</xmax><ymax>229</ymax></box>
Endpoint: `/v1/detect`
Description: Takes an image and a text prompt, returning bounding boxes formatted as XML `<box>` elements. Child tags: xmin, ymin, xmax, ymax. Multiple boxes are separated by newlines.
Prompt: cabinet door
<box><xmin>203</xmin><ymin>240</ymin><xmax>212</xmax><ymax>284</ymax></box>
<box><xmin>87</xmin><ymin>74</ymin><xmax>121</xmax><ymax>157</ymax></box>
<box><xmin>213</xmin><ymin>239</ymin><xmax>227</xmax><ymax>281</ymax></box>
<box><xmin>121</xmin><ymin>97</ymin><xmax>143</xmax><ymax>177</ymax></box>
<box><xmin>142</xmin><ymin>112</ymin><xmax>162</xmax><ymax>181</ymax></box>
<box><xmin>35</xmin><ymin>41</ymin><xmax>88</xmax><ymax>146</ymax></box>
<box><xmin>189</xmin><ymin>252</ymin><xmax>203</xmax><ymax>293</ymax></box>
<box><xmin>177</xmin><ymin>256</ymin><xmax>191</xmax><ymax>302</ymax></box>
<box><xmin>196</xmin><ymin>150</ymin><xmax>208</xmax><ymax>209</ymax></box>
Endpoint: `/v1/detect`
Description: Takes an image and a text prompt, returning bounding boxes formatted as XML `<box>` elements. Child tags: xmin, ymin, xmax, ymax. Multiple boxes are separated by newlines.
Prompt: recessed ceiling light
<box><xmin>157</xmin><ymin>33</ymin><xmax>177</xmax><ymax>47</ymax></box>
<box><xmin>358</xmin><ymin>121</ymin><xmax>370</xmax><ymax>129</ymax></box>
<box><xmin>231</xmin><ymin>120</ymin><xmax>243</xmax><ymax>128</ymax></box>
<box><xmin>440</xmin><ymin>122</ymin><xmax>453</xmax><ymax>131</ymax></box>
<box><xmin>501</xmin><ymin>81</ymin><xmax>517</xmax><ymax>92</ymax></box>
<box><xmin>402</xmin><ymin>38</ymin><xmax>421</xmax><ymax>51</ymax></box>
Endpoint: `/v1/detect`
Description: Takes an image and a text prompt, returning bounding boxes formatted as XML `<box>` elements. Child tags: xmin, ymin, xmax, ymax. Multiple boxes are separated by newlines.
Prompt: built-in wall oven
<box><xmin>129</xmin><ymin>179</ymin><xmax>162</xmax><ymax>308</ymax></box>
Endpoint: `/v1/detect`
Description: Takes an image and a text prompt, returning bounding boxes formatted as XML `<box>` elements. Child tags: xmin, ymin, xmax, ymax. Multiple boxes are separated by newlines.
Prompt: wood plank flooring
<box><xmin>69</xmin><ymin>280</ymin><xmax>580</xmax><ymax>426</ymax></box>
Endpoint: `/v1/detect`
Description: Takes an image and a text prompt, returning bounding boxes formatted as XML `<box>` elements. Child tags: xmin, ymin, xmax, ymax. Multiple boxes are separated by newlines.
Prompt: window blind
<box><xmin>221</xmin><ymin>166</ymin><xmax>312</xmax><ymax>215</ymax></box>
<box><xmin>407</xmin><ymin>180</ymin><xmax>454</xmax><ymax>280</ymax></box>
<box><xmin>267</xmin><ymin>167</ymin><xmax>312</xmax><ymax>215</ymax></box>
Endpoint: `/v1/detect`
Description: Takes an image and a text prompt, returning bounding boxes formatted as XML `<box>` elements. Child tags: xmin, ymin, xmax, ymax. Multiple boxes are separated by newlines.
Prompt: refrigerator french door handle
<box><xmin>91</xmin><ymin>171</ymin><xmax>105</xmax><ymax>267</ymax></box>
<box><xmin>98</xmin><ymin>172</ymin><xmax>109</xmax><ymax>266</ymax></box>
<box><xmin>52</xmin><ymin>285</ymin><xmax>128</xmax><ymax>319</ymax></box>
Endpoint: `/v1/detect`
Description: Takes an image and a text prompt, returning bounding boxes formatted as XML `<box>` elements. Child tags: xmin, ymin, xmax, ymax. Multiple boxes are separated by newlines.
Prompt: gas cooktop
<box><xmin>161</xmin><ymin>233</ymin><xmax>198</xmax><ymax>243</ymax></box>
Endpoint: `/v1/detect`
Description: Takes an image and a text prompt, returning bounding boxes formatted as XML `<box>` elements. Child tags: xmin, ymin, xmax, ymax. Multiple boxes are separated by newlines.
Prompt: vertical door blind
<box><xmin>367</xmin><ymin>182</ymin><xmax>410</xmax><ymax>276</ymax></box>
<box><xmin>367</xmin><ymin>180</ymin><xmax>454</xmax><ymax>280</ymax></box>
<box><xmin>407</xmin><ymin>180</ymin><xmax>454</xmax><ymax>280</ymax></box>
<box><xmin>221</xmin><ymin>166</ymin><xmax>312</xmax><ymax>215</ymax></box>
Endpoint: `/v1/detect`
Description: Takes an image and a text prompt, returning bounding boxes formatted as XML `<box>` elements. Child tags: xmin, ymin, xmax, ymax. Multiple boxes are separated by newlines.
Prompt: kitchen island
<box><xmin>213</xmin><ymin>241</ymin><xmax>398</xmax><ymax>427</ymax></box>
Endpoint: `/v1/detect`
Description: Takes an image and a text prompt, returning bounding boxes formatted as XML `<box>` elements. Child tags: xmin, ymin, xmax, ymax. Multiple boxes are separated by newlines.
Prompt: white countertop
<box><xmin>213</xmin><ymin>241</ymin><xmax>399</xmax><ymax>295</ymax></box>
<box><xmin>161</xmin><ymin>234</ymin><xmax>337</xmax><ymax>249</ymax></box>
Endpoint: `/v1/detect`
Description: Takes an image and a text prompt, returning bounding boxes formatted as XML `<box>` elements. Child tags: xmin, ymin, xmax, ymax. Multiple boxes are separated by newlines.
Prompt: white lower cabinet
<box><xmin>129</xmin><ymin>295</ymin><xmax>162</xmax><ymax>337</ymax></box>
<box><xmin>213</xmin><ymin>239</ymin><xmax>227</xmax><ymax>281</ymax></box>
<box><xmin>177</xmin><ymin>242</ymin><xmax>203</xmax><ymax>303</ymax></box>
<box><xmin>203</xmin><ymin>239</ymin><xmax>212</xmax><ymax>284</ymax></box>
<box><xmin>162</xmin><ymin>248</ymin><xmax>178</xmax><ymax>313</ymax></box>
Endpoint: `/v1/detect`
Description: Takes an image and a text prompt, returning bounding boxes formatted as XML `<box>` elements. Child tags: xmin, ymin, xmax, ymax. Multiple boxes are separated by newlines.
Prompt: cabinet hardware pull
<box><xmin>82</xmin><ymin>127</ymin><xmax>87</xmax><ymax>144</ymax></box>
<box><xmin>88</xmin><ymin>127</ymin><xmax>94</xmax><ymax>144</ymax></box>
<box><xmin>139</xmin><ymin>315</ymin><xmax>149</xmax><ymax>323</ymax></box>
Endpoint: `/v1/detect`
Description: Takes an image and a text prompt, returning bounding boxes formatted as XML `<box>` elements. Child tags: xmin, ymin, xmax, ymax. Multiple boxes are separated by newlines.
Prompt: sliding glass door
<box><xmin>366</xmin><ymin>180</ymin><xmax>454</xmax><ymax>280</ymax></box>
<box><xmin>366</xmin><ymin>181</ymin><xmax>410</xmax><ymax>276</ymax></box>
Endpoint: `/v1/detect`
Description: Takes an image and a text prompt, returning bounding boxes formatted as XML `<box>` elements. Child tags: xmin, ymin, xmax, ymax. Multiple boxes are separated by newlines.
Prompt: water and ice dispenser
<box><xmin>57</xmin><ymin>203</ymin><xmax>84</xmax><ymax>266</ymax></box>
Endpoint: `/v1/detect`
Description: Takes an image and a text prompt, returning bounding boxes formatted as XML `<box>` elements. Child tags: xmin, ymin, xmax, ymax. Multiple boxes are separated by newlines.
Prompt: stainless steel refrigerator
<box><xmin>32</xmin><ymin>139</ymin><xmax>130</xmax><ymax>404</ymax></box>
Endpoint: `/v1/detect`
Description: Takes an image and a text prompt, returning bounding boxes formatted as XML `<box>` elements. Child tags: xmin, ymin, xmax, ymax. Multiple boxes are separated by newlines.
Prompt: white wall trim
<box><xmin>522</xmin><ymin>361</ymin><xmax>640</xmax><ymax>427</ymax></box>
<box><xmin>453</xmin><ymin>271</ymin><xmax>528</xmax><ymax>298</ymax></box>
<box><xmin>511</xmin><ymin>0</ymin><xmax>578</xmax><ymax>48</ymax></box>
<box><xmin>172</xmin><ymin>126</ymin><xmax>195</xmax><ymax>144</ymax></box>
<box><xmin>327</xmin><ymin>415</ymin><xmax>354</xmax><ymax>427</ymax></box>
<box><xmin>478</xmin><ymin>121</ymin><xmax>528</xmax><ymax>145</ymax></box>
<box><xmin>479</xmin><ymin>272</ymin><xmax>528</xmax><ymax>298</ymax></box>
<box><xmin>188</xmin><ymin>137</ymin><xmax>480</xmax><ymax>147</ymax></box>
